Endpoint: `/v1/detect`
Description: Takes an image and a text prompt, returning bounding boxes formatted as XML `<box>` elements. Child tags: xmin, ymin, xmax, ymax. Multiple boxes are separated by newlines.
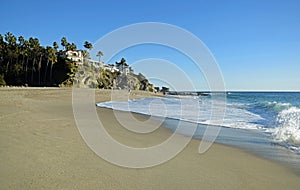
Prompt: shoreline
<box><xmin>101</xmin><ymin>107</ymin><xmax>300</xmax><ymax>171</ymax></box>
<box><xmin>96</xmin><ymin>91</ymin><xmax>300</xmax><ymax>175</ymax></box>
<box><xmin>1</xmin><ymin>88</ymin><xmax>300</xmax><ymax>189</ymax></box>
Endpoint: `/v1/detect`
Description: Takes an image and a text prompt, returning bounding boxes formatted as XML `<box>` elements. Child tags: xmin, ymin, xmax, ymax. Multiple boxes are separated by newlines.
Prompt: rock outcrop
<box><xmin>67</xmin><ymin>63</ymin><xmax>154</xmax><ymax>91</ymax></box>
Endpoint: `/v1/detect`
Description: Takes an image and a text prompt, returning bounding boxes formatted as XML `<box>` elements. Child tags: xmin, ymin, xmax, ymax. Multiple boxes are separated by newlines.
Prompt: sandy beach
<box><xmin>0</xmin><ymin>88</ymin><xmax>299</xmax><ymax>190</ymax></box>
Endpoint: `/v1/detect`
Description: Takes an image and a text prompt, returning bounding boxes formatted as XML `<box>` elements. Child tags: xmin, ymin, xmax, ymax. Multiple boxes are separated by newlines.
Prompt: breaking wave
<box><xmin>273</xmin><ymin>106</ymin><xmax>300</xmax><ymax>153</ymax></box>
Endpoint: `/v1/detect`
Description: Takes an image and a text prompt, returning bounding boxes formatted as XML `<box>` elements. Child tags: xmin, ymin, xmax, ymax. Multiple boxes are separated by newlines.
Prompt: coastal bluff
<box><xmin>62</xmin><ymin>63</ymin><xmax>155</xmax><ymax>91</ymax></box>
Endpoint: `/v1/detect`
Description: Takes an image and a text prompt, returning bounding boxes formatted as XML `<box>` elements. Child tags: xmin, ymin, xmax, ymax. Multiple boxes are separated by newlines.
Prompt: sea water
<box><xmin>97</xmin><ymin>92</ymin><xmax>300</xmax><ymax>171</ymax></box>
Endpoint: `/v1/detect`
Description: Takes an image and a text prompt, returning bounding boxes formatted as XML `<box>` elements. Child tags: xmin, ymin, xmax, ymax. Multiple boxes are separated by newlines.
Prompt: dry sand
<box><xmin>0</xmin><ymin>88</ymin><xmax>299</xmax><ymax>190</ymax></box>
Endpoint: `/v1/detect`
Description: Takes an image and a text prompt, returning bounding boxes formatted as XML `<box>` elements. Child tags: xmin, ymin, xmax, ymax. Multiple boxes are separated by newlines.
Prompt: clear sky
<box><xmin>1</xmin><ymin>0</ymin><xmax>300</xmax><ymax>91</ymax></box>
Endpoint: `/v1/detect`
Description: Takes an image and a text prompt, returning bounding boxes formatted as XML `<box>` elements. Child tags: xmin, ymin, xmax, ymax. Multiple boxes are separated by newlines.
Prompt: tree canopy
<box><xmin>84</xmin><ymin>41</ymin><xmax>93</xmax><ymax>50</ymax></box>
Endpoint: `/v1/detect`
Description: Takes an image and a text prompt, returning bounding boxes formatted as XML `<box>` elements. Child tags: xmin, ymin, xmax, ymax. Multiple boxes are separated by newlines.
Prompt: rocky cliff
<box><xmin>63</xmin><ymin>63</ymin><xmax>154</xmax><ymax>91</ymax></box>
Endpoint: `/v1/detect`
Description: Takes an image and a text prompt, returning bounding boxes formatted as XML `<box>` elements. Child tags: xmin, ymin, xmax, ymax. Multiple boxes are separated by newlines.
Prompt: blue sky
<box><xmin>1</xmin><ymin>0</ymin><xmax>300</xmax><ymax>91</ymax></box>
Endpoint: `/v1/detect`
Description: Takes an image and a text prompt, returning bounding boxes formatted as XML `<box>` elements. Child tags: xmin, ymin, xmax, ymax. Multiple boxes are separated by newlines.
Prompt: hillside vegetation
<box><xmin>0</xmin><ymin>32</ymin><xmax>154</xmax><ymax>91</ymax></box>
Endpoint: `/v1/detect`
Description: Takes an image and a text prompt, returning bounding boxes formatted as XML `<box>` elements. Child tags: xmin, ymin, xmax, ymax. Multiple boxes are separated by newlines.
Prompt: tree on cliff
<box><xmin>61</xmin><ymin>37</ymin><xmax>68</xmax><ymax>50</ymax></box>
<box><xmin>96</xmin><ymin>51</ymin><xmax>103</xmax><ymax>62</ymax></box>
<box><xmin>115</xmin><ymin>58</ymin><xmax>128</xmax><ymax>67</ymax></box>
<box><xmin>83</xmin><ymin>41</ymin><xmax>93</xmax><ymax>59</ymax></box>
<box><xmin>84</xmin><ymin>41</ymin><xmax>93</xmax><ymax>50</ymax></box>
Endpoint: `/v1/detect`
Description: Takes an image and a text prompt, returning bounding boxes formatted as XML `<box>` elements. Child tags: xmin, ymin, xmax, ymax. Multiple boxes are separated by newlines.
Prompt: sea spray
<box><xmin>273</xmin><ymin>107</ymin><xmax>300</xmax><ymax>149</ymax></box>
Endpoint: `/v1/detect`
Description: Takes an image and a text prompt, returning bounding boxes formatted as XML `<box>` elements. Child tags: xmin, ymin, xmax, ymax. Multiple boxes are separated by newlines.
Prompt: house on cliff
<box><xmin>57</xmin><ymin>50</ymin><xmax>84</xmax><ymax>65</ymax></box>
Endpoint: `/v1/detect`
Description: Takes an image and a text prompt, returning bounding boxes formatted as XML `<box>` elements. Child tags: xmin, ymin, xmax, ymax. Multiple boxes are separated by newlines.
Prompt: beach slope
<box><xmin>0</xmin><ymin>88</ymin><xmax>299</xmax><ymax>190</ymax></box>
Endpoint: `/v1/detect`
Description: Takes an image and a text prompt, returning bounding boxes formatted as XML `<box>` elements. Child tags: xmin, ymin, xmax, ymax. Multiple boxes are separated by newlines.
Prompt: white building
<box><xmin>58</xmin><ymin>50</ymin><xmax>83</xmax><ymax>65</ymax></box>
<box><xmin>58</xmin><ymin>50</ymin><xmax>123</xmax><ymax>73</ymax></box>
<box><xmin>118</xmin><ymin>64</ymin><xmax>131</xmax><ymax>75</ymax></box>
<box><xmin>103</xmin><ymin>64</ymin><xmax>119</xmax><ymax>73</ymax></box>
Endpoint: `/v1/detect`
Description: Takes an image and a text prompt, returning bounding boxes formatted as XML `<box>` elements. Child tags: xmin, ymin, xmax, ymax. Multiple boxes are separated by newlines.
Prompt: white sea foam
<box><xmin>97</xmin><ymin>96</ymin><xmax>300</xmax><ymax>153</ymax></box>
<box><xmin>273</xmin><ymin>107</ymin><xmax>300</xmax><ymax>149</ymax></box>
<box><xmin>96</xmin><ymin>96</ymin><xmax>263</xmax><ymax>130</ymax></box>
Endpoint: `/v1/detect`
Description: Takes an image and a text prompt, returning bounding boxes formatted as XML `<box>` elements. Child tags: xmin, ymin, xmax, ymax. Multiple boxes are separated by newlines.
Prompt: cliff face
<box><xmin>65</xmin><ymin>63</ymin><xmax>154</xmax><ymax>91</ymax></box>
<box><xmin>116</xmin><ymin>73</ymin><xmax>154</xmax><ymax>91</ymax></box>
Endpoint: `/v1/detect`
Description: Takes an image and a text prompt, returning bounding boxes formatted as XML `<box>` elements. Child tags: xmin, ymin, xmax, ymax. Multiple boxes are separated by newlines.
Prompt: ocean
<box><xmin>96</xmin><ymin>92</ymin><xmax>300</xmax><ymax>171</ymax></box>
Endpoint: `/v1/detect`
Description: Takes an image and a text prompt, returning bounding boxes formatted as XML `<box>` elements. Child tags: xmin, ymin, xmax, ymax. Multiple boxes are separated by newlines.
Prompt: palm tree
<box><xmin>121</xmin><ymin>58</ymin><xmax>127</xmax><ymax>65</ymax></box>
<box><xmin>44</xmin><ymin>46</ymin><xmax>52</xmax><ymax>83</ymax></box>
<box><xmin>23</xmin><ymin>40</ymin><xmax>30</xmax><ymax>83</ymax></box>
<box><xmin>115</xmin><ymin>58</ymin><xmax>128</xmax><ymax>74</ymax></box>
<box><xmin>61</xmin><ymin>37</ymin><xmax>68</xmax><ymax>50</ymax></box>
<box><xmin>4</xmin><ymin>32</ymin><xmax>17</xmax><ymax>73</ymax></box>
<box><xmin>116</xmin><ymin>58</ymin><xmax>127</xmax><ymax>67</ymax></box>
<box><xmin>29</xmin><ymin>37</ymin><xmax>40</xmax><ymax>84</ymax></box>
<box><xmin>49</xmin><ymin>45</ymin><xmax>57</xmax><ymax>84</ymax></box>
<box><xmin>18</xmin><ymin>36</ymin><xmax>25</xmax><ymax>47</ymax></box>
<box><xmin>4</xmin><ymin>32</ymin><xmax>17</xmax><ymax>46</ymax></box>
<box><xmin>38</xmin><ymin>52</ymin><xmax>43</xmax><ymax>85</ymax></box>
<box><xmin>53</xmin><ymin>42</ymin><xmax>59</xmax><ymax>51</ymax></box>
<box><xmin>96</xmin><ymin>51</ymin><xmax>103</xmax><ymax>62</ymax></box>
<box><xmin>84</xmin><ymin>41</ymin><xmax>93</xmax><ymax>50</ymax></box>
<box><xmin>82</xmin><ymin>41</ymin><xmax>93</xmax><ymax>61</ymax></box>
<box><xmin>69</xmin><ymin>43</ymin><xmax>77</xmax><ymax>51</ymax></box>
<box><xmin>18</xmin><ymin>36</ymin><xmax>26</xmax><ymax>81</ymax></box>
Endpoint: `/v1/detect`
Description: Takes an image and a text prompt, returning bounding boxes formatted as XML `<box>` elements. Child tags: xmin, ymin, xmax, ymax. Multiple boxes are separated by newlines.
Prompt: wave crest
<box><xmin>260</xmin><ymin>101</ymin><xmax>292</xmax><ymax>112</ymax></box>
<box><xmin>273</xmin><ymin>107</ymin><xmax>300</xmax><ymax>148</ymax></box>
